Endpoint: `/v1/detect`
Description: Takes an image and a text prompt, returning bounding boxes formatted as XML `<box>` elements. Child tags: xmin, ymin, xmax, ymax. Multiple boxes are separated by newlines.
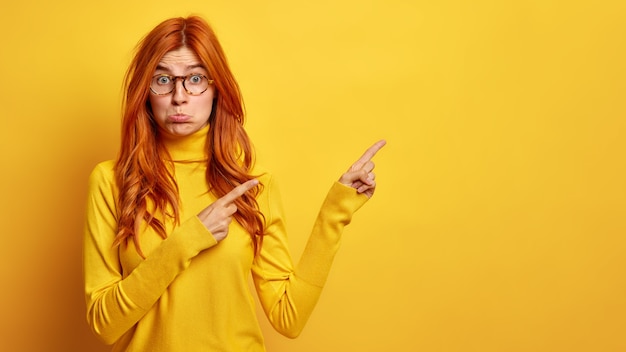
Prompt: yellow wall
<box><xmin>1</xmin><ymin>1</ymin><xmax>624</xmax><ymax>351</ymax></box>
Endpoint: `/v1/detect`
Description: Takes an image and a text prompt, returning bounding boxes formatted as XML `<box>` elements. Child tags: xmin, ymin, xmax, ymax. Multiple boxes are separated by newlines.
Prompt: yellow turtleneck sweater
<box><xmin>83</xmin><ymin>126</ymin><xmax>368</xmax><ymax>351</ymax></box>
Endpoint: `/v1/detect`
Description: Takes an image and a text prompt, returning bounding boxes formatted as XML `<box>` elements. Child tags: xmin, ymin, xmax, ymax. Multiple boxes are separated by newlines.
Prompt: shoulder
<box><xmin>251</xmin><ymin>164</ymin><xmax>282</xmax><ymax>204</ymax></box>
<box><xmin>251</xmin><ymin>164</ymin><xmax>274</xmax><ymax>185</ymax></box>
<box><xmin>87</xmin><ymin>160</ymin><xmax>116</xmax><ymax>189</ymax></box>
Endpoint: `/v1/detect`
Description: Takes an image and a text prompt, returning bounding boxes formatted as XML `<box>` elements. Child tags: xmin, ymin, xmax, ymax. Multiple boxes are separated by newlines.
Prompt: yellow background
<box><xmin>1</xmin><ymin>1</ymin><xmax>624</xmax><ymax>351</ymax></box>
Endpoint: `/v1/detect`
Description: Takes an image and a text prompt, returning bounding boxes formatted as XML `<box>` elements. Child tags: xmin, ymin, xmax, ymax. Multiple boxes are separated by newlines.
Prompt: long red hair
<box><xmin>114</xmin><ymin>16</ymin><xmax>264</xmax><ymax>257</ymax></box>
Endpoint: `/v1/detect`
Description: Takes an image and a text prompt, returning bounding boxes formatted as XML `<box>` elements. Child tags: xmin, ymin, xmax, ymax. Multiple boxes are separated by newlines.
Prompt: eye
<box><xmin>156</xmin><ymin>75</ymin><xmax>171</xmax><ymax>85</ymax></box>
<box><xmin>188</xmin><ymin>74</ymin><xmax>203</xmax><ymax>85</ymax></box>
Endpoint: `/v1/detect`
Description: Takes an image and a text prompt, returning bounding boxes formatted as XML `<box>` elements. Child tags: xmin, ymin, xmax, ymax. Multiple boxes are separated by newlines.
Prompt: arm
<box><xmin>82</xmin><ymin>163</ymin><xmax>222</xmax><ymax>344</ymax></box>
<box><xmin>252</xmin><ymin>141</ymin><xmax>386</xmax><ymax>338</ymax></box>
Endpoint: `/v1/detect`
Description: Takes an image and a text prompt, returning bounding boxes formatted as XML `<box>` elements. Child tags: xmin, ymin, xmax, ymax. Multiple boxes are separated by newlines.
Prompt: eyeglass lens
<box><xmin>151</xmin><ymin>74</ymin><xmax>209</xmax><ymax>95</ymax></box>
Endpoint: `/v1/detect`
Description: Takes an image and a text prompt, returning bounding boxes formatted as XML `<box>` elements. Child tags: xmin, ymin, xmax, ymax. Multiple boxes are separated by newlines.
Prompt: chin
<box><xmin>160</xmin><ymin>125</ymin><xmax>194</xmax><ymax>138</ymax></box>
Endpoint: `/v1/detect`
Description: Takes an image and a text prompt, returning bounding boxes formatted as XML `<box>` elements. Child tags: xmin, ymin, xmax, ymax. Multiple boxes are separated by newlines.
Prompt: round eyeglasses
<box><xmin>150</xmin><ymin>74</ymin><xmax>215</xmax><ymax>95</ymax></box>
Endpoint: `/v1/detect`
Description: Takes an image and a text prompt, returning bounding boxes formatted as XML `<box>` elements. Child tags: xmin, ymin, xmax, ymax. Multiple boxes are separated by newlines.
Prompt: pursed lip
<box><xmin>168</xmin><ymin>114</ymin><xmax>191</xmax><ymax>123</ymax></box>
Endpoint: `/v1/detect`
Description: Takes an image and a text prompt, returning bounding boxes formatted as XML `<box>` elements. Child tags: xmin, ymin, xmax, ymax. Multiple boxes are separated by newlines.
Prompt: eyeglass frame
<box><xmin>149</xmin><ymin>73</ymin><xmax>215</xmax><ymax>96</ymax></box>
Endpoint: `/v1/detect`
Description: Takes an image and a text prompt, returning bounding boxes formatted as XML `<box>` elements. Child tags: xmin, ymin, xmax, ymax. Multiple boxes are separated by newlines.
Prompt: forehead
<box><xmin>157</xmin><ymin>47</ymin><xmax>203</xmax><ymax>69</ymax></box>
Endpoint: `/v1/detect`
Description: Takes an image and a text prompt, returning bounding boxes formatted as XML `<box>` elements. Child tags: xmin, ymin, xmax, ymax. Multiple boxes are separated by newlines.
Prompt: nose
<box><xmin>171</xmin><ymin>78</ymin><xmax>188</xmax><ymax>105</ymax></box>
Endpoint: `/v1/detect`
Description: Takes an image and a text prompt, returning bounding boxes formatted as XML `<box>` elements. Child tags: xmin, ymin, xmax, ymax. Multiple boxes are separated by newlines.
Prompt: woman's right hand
<box><xmin>197</xmin><ymin>179</ymin><xmax>259</xmax><ymax>242</ymax></box>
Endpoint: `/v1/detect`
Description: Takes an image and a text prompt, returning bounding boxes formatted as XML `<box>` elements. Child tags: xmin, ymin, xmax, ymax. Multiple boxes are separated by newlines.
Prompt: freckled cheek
<box><xmin>148</xmin><ymin>97</ymin><xmax>169</xmax><ymax>119</ymax></box>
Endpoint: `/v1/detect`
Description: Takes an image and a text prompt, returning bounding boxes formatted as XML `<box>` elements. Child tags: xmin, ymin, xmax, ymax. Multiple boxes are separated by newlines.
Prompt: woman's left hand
<box><xmin>338</xmin><ymin>140</ymin><xmax>386</xmax><ymax>198</ymax></box>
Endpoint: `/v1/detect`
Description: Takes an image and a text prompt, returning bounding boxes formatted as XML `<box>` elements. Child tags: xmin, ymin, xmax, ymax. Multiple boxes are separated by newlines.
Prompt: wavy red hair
<box><xmin>114</xmin><ymin>16</ymin><xmax>264</xmax><ymax>257</ymax></box>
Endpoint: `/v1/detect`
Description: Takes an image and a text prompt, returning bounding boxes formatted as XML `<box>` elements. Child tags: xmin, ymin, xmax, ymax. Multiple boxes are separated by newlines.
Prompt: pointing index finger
<box><xmin>220</xmin><ymin>179</ymin><xmax>259</xmax><ymax>204</ymax></box>
<box><xmin>351</xmin><ymin>139</ymin><xmax>387</xmax><ymax>170</ymax></box>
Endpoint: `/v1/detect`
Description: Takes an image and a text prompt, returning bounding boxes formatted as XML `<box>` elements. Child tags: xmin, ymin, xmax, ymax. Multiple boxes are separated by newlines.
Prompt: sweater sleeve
<box><xmin>251</xmin><ymin>175</ymin><xmax>368</xmax><ymax>338</ymax></box>
<box><xmin>82</xmin><ymin>162</ymin><xmax>218</xmax><ymax>344</ymax></box>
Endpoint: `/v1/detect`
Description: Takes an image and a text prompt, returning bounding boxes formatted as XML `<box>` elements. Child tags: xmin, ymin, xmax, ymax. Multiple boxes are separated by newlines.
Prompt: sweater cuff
<box><xmin>295</xmin><ymin>182</ymin><xmax>369</xmax><ymax>287</ymax></box>
<box><xmin>318</xmin><ymin>181</ymin><xmax>369</xmax><ymax>226</ymax></box>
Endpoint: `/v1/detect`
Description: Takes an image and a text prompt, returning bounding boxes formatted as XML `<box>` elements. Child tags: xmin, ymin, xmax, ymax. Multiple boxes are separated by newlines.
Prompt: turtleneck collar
<box><xmin>160</xmin><ymin>124</ymin><xmax>210</xmax><ymax>162</ymax></box>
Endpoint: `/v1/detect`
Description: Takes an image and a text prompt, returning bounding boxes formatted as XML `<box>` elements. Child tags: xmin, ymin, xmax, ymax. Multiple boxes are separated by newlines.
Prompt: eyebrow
<box><xmin>155</xmin><ymin>64</ymin><xmax>207</xmax><ymax>72</ymax></box>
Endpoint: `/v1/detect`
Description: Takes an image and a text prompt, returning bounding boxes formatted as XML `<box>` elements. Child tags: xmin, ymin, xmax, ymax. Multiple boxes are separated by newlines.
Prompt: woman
<box><xmin>83</xmin><ymin>16</ymin><xmax>385</xmax><ymax>351</ymax></box>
